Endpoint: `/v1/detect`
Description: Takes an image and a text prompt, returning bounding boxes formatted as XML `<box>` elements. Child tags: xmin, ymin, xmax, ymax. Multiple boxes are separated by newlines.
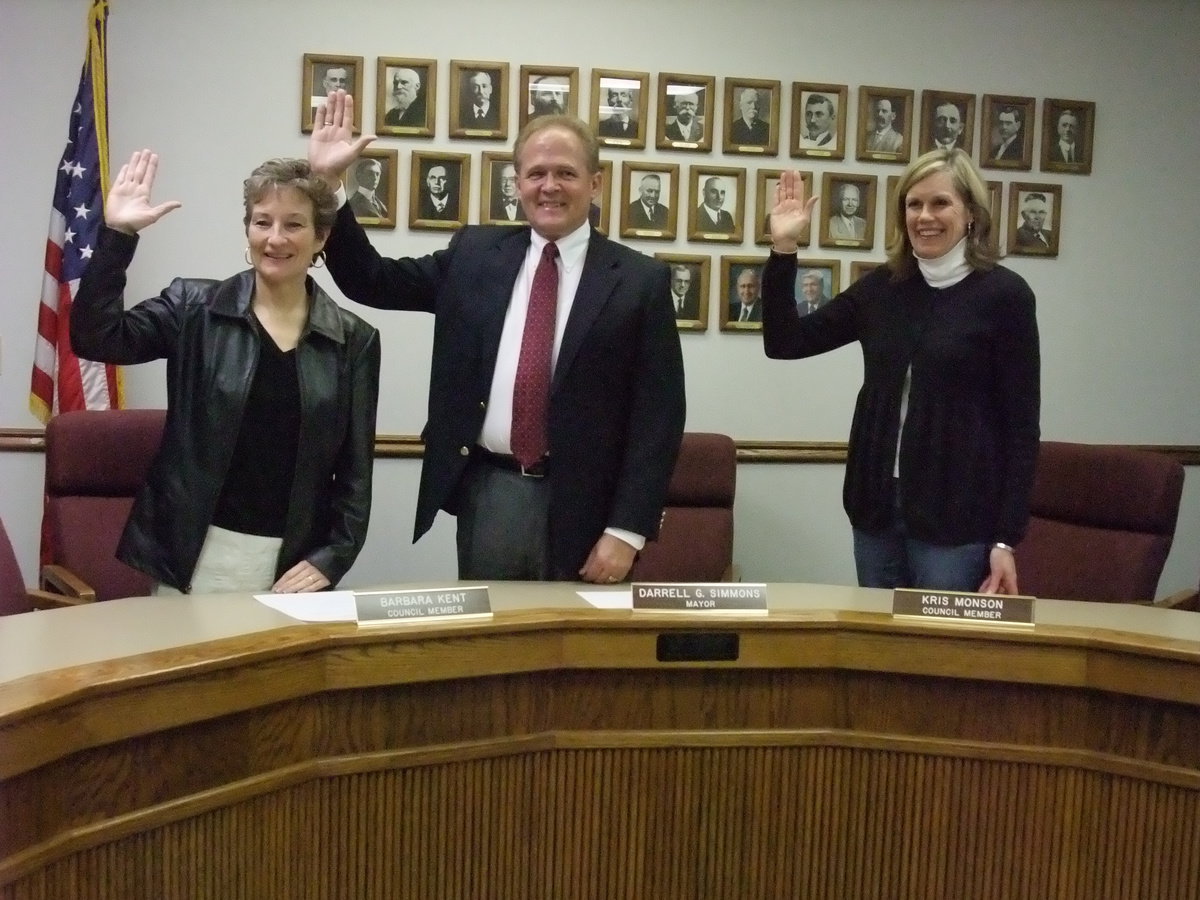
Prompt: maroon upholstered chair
<box><xmin>1019</xmin><ymin>441</ymin><xmax>1184</xmax><ymax>604</ymax></box>
<box><xmin>0</xmin><ymin>515</ymin><xmax>85</xmax><ymax>615</ymax></box>
<box><xmin>41</xmin><ymin>409</ymin><xmax>165</xmax><ymax>603</ymax></box>
<box><xmin>627</xmin><ymin>433</ymin><xmax>737</xmax><ymax>583</ymax></box>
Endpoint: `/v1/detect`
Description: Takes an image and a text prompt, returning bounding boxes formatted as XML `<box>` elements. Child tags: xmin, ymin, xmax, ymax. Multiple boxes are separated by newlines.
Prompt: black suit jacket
<box><xmin>419</xmin><ymin>192</ymin><xmax>458</xmax><ymax>221</ymax></box>
<box><xmin>990</xmin><ymin>137</ymin><xmax>1022</xmax><ymax>161</ymax></box>
<box><xmin>697</xmin><ymin>205</ymin><xmax>735</xmax><ymax>233</ymax></box>
<box><xmin>730</xmin><ymin>118</ymin><xmax>769</xmax><ymax>145</ymax></box>
<box><xmin>324</xmin><ymin>211</ymin><xmax>687</xmax><ymax>577</ymax></box>
<box><xmin>598</xmin><ymin>117</ymin><xmax>638</xmax><ymax>138</ymax></box>
<box><xmin>664</xmin><ymin>120</ymin><xmax>704</xmax><ymax>142</ymax></box>
<box><xmin>461</xmin><ymin>102</ymin><xmax>500</xmax><ymax>129</ymax></box>
<box><xmin>384</xmin><ymin>96</ymin><xmax>427</xmax><ymax>127</ymax></box>
<box><xmin>627</xmin><ymin>201</ymin><xmax>668</xmax><ymax>228</ymax></box>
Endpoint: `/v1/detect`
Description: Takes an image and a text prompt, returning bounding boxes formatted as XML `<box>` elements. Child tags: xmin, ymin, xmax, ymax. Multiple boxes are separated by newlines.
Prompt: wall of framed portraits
<box><xmin>4</xmin><ymin>0</ymin><xmax>1200</xmax><ymax>595</ymax></box>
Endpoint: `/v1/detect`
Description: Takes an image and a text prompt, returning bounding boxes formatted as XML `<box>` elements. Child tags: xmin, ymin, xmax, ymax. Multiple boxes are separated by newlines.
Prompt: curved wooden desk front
<box><xmin>2</xmin><ymin>584</ymin><xmax>1199</xmax><ymax>899</ymax></box>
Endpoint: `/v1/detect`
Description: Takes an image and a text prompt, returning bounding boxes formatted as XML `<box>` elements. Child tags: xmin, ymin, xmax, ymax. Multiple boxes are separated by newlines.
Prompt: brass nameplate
<box><xmin>697</xmin><ymin>232</ymin><xmax>734</xmax><ymax>240</ymax></box>
<box><xmin>633</xmin><ymin>583</ymin><xmax>767</xmax><ymax>613</ymax></box>
<box><xmin>355</xmin><ymin>586</ymin><xmax>492</xmax><ymax>624</ymax></box>
<box><xmin>633</xmin><ymin>229</ymin><xmax>666</xmax><ymax>238</ymax></box>
<box><xmin>669</xmin><ymin>141</ymin><xmax>699</xmax><ymax>149</ymax></box>
<box><xmin>892</xmin><ymin>588</ymin><xmax>1034</xmax><ymax>625</ymax></box>
<box><xmin>734</xmin><ymin>145</ymin><xmax>765</xmax><ymax>153</ymax></box>
<box><xmin>806</xmin><ymin>150</ymin><xmax>833</xmax><ymax>157</ymax></box>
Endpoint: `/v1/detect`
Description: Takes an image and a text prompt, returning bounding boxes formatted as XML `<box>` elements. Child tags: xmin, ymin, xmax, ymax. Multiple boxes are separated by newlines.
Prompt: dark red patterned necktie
<box><xmin>511</xmin><ymin>242</ymin><xmax>559</xmax><ymax>467</ymax></box>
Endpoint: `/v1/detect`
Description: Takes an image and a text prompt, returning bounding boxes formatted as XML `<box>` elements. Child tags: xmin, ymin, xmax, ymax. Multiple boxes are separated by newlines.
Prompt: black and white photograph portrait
<box><xmin>791</xmin><ymin>82</ymin><xmax>847</xmax><ymax>160</ymax></box>
<box><xmin>620</xmin><ymin>162</ymin><xmax>678</xmax><ymax>240</ymax></box>
<box><xmin>654</xmin><ymin>253</ymin><xmax>710</xmax><ymax>330</ymax></box>
<box><xmin>479</xmin><ymin>152</ymin><xmax>525</xmax><ymax>225</ymax></box>
<box><xmin>720</xmin><ymin>256</ymin><xmax>767</xmax><ymax>331</ymax></box>
<box><xmin>450</xmin><ymin>60</ymin><xmax>508</xmax><ymax>139</ymax></box>
<box><xmin>820</xmin><ymin>172</ymin><xmax>877</xmax><ymax>250</ymax></box>
<box><xmin>658</xmin><ymin>74</ymin><xmax>715</xmax><ymax>152</ymax></box>
<box><xmin>346</xmin><ymin>149</ymin><xmax>397</xmax><ymax>229</ymax></box>
<box><xmin>1008</xmin><ymin>182</ymin><xmax>1062</xmax><ymax>256</ymax></box>
<box><xmin>689</xmin><ymin>166</ymin><xmax>745</xmax><ymax>242</ymax></box>
<box><xmin>723</xmin><ymin>78</ymin><xmax>781</xmax><ymax>155</ymax></box>
<box><xmin>409</xmin><ymin>151</ymin><xmax>471</xmax><ymax>230</ymax></box>
<box><xmin>377</xmin><ymin>57</ymin><xmax>435</xmax><ymax>136</ymax></box>
<box><xmin>856</xmin><ymin>86</ymin><xmax>914</xmax><ymax>164</ymax></box>
<box><xmin>302</xmin><ymin>53</ymin><xmax>362</xmax><ymax>133</ymax></box>
<box><xmin>919</xmin><ymin>90</ymin><xmax>976</xmax><ymax>156</ymax></box>
<box><xmin>590</xmin><ymin>69</ymin><xmax>648</xmax><ymax>148</ymax></box>
<box><xmin>1041</xmin><ymin>99</ymin><xmax>1095</xmax><ymax>174</ymax></box>
<box><xmin>981</xmin><ymin>94</ymin><xmax>1034</xmax><ymax>170</ymax></box>
<box><xmin>520</xmin><ymin>65</ymin><xmax>578</xmax><ymax>128</ymax></box>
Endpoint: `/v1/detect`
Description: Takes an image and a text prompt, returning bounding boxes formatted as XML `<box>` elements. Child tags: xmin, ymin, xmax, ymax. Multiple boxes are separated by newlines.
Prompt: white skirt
<box><xmin>153</xmin><ymin>525</ymin><xmax>283</xmax><ymax>595</ymax></box>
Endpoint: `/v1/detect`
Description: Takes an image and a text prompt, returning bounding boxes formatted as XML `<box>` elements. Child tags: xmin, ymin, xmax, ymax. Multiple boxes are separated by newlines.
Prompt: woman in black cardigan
<box><xmin>762</xmin><ymin>148</ymin><xmax>1040</xmax><ymax>594</ymax></box>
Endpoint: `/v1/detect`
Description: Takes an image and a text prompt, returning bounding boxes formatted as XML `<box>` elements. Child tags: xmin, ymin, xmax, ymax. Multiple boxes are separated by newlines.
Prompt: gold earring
<box><xmin>244</xmin><ymin>247</ymin><xmax>251</xmax><ymax>265</ymax></box>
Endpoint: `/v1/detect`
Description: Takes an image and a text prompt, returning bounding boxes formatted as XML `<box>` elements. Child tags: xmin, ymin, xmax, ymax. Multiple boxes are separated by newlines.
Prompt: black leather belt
<box><xmin>473</xmin><ymin>447</ymin><xmax>548</xmax><ymax>478</ymax></box>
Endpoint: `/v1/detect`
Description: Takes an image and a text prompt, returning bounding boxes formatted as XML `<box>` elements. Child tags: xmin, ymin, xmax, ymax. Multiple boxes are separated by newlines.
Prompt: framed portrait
<box><xmin>619</xmin><ymin>162</ymin><xmax>679</xmax><ymax>241</ymax></box>
<box><xmin>792</xmin><ymin>258</ymin><xmax>841</xmax><ymax>317</ymax></box>
<box><xmin>755</xmin><ymin>168</ymin><xmax>813</xmax><ymax>247</ymax></box>
<box><xmin>301</xmin><ymin>53</ymin><xmax>363</xmax><ymax>134</ymax></box>
<box><xmin>884</xmin><ymin>174</ymin><xmax>901</xmax><ymax>241</ymax></box>
<box><xmin>980</xmin><ymin>94</ymin><xmax>1034</xmax><ymax>171</ymax></box>
<box><xmin>590</xmin><ymin>69</ymin><xmax>648</xmax><ymax>149</ymax></box>
<box><xmin>657</xmin><ymin>73</ymin><xmax>716</xmax><ymax>152</ymax></box>
<box><xmin>856</xmin><ymin>86</ymin><xmax>914</xmax><ymax>164</ymax></box>
<box><xmin>1041</xmin><ymin>99</ymin><xmax>1095</xmax><ymax>174</ymax></box>
<box><xmin>790</xmin><ymin>82</ymin><xmax>847</xmax><ymax>160</ymax></box>
<box><xmin>376</xmin><ymin>57</ymin><xmax>435</xmax><ymax>137</ymax></box>
<box><xmin>984</xmin><ymin>180</ymin><xmax>1002</xmax><ymax>253</ymax></box>
<box><xmin>688</xmin><ymin>166</ymin><xmax>745</xmax><ymax>243</ymax></box>
<box><xmin>591</xmin><ymin>160</ymin><xmax>614</xmax><ymax>236</ymax></box>
<box><xmin>850</xmin><ymin>261</ymin><xmax>884</xmax><ymax>284</ymax></box>
<box><xmin>345</xmin><ymin>148</ymin><xmax>398</xmax><ymax>229</ymax></box>
<box><xmin>820</xmin><ymin>172</ymin><xmax>877</xmax><ymax>250</ymax></box>
<box><xmin>409</xmin><ymin>150</ymin><xmax>471</xmax><ymax>231</ymax></box>
<box><xmin>479</xmin><ymin>152</ymin><xmax>525</xmax><ymax>226</ymax></box>
<box><xmin>654</xmin><ymin>253</ymin><xmax>711</xmax><ymax>332</ymax></box>
<box><xmin>1007</xmin><ymin>182</ymin><xmax>1062</xmax><ymax>257</ymax></box>
<box><xmin>919</xmin><ymin>90</ymin><xmax>976</xmax><ymax>156</ymax></box>
<box><xmin>449</xmin><ymin>60</ymin><xmax>509</xmax><ymax>140</ymax></box>
<box><xmin>719</xmin><ymin>255</ymin><xmax>767</xmax><ymax>332</ymax></box>
<box><xmin>722</xmin><ymin>77</ymin><xmax>781</xmax><ymax>155</ymax></box>
<box><xmin>519</xmin><ymin>65</ymin><xmax>578</xmax><ymax>128</ymax></box>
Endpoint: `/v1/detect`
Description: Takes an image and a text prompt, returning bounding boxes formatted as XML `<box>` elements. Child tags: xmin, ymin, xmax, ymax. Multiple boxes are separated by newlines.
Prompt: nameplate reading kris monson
<box><xmin>892</xmin><ymin>588</ymin><xmax>1034</xmax><ymax>625</ymax></box>
<box><xmin>632</xmin><ymin>583</ymin><xmax>767</xmax><ymax>612</ymax></box>
<box><xmin>354</xmin><ymin>586</ymin><xmax>492</xmax><ymax>624</ymax></box>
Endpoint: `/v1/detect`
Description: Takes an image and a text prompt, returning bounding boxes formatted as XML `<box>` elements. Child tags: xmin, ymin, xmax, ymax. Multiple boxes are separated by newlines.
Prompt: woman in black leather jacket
<box><xmin>72</xmin><ymin>150</ymin><xmax>380</xmax><ymax>594</ymax></box>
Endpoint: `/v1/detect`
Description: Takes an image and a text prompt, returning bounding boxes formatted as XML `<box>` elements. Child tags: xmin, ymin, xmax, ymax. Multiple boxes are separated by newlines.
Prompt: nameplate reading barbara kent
<box><xmin>354</xmin><ymin>586</ymin><xmax>492</xmax><ymax>625</ymax></box>
<box><xmin>632</xmin><ymin>583</ymin><xmax>767</xmax><ymax>613</ymax></box>
<box><xmin>892</xmin><ymin>588</ymin><xmax>1034</xmax><ymax>626</ymax></box>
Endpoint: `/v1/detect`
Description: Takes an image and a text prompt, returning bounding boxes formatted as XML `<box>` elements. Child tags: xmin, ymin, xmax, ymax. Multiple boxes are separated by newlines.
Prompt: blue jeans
<box><xmin>852</xmin><ymin>527</ymin><xmax>989</xmax><ymax>591</ymax></box>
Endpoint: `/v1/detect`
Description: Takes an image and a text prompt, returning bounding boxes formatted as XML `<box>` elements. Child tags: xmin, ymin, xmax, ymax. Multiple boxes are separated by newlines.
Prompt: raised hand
<box><xmin>770</xmin><ymin>170</ymin><xmax>819</xmax><ymax>254</ymax></box>
<box><xmin>105</xmin><ymin>150</ymin><xmax>181</xmax><ymax>235</ymax></box>
<box><xmin>307</xmin><ymin>89</ymin><xmax>376</xmax><ymax>182</ymax></box>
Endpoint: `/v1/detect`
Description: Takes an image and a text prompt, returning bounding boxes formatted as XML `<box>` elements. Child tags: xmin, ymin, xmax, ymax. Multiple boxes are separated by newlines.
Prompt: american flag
<box><xmin>29</xmin><ymin>0</ymin><xmax>121</xmax><ymax>424</ymax></box>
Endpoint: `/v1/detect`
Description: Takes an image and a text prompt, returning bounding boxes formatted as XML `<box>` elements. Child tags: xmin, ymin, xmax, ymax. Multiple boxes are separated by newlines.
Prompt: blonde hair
<box><xmin>884</xmin><ymin>148</ymin><xmax>998</xmax><ymax>278</ymax></box>
<box><xmin>513</xmin><ymin>115</ymin><xmax>601</xmax><ymax>175</ymax></box>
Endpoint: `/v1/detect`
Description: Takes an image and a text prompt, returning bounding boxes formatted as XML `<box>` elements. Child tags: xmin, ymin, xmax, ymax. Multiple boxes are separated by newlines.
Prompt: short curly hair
<box><xmin>242</xmin><ymin>158</ymin><xmax>338</xmax><ymax>235</ymax></box>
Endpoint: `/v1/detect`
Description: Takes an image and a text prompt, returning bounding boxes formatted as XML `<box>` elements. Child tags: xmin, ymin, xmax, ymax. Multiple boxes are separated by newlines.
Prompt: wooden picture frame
<box><xmin>1007</xmin><ymin>182</ymin><xmax>1062</xmax><ymax>257</ymax></box>
<box><xmin>820</xmin><ymin>172</ymin><xmax>877</xmax><ymax>250</ymax></box>
<box><xmin>884</xmin><ymin>174</ymin><xmax>901</xmax><ymax>244</ymax></box>
<box><xmin>409</xmin><ymin>150</ymin><xmax>471</xmax><ymax>231</ymax></box>
<box><xmin>722</xmin><ymin>77</ymin><xmax>781</xmax><ymax>155</ymax></box>
<box><xmin>755</xmin><ymin>168</ymin><xmax>813</xmax><ymax>247</ymax></box>
<box><xmin>984</xmin><ymin>179</ymin><xmax>1003</xmax><ymax>253</ymax></box>
<box><xmin>345</xmin><ymin>148</ymin><xmax>398</xmax><ymax>229</ymax></box>
<box><xmin>519</xmin><ymin>65</ymin><xmax>578</xmax><ymax>128</ymax></box>
<box><xmin>449</xmin><ymin>60</ymin><xmax>509</xmax><ymax>139</ymax></box>
<box><xmin>850</xmin><ymin>261</ymin><xmax>884</xmax><ymax>284</ymax></box>
<box><xmin>479</xmin><ymin>152</ymin><xmax>525</xmax><ymax>226</ymax></box>
<box><xmin>655</xmin><ymin>253</ymin><xmax>711</xmax><ymax>332</ymax></box>
<box><xmin>980</xmin><ymin>94</ymin><xmax>1034</xmax><ymax>171</ymax></box>
<box><xmin>792</xmin><ymin>258</ymin><xmax>841</xmax><ymax>317</ymax></box>
<box><xmin>1041</xmin><ymin>99</ymin><xmax>1095</xmax><ymax>174</ymax></box>
<box><xmin>301</xmin><ymin>53</ymin><xmax>363</xmax><ymax>134</ymax></box>
<box><xmin>688</xmin><ymin>166</ymin><xmax>745</xmax><ymax>243</ymax></box>
<box><xmin>591</xmin><ymin>69</ymin><xmax>649</xmax><ymax>149</ymax></box>
<box><xmin>856</xmin><ymin>86</ymin><xmax>914</xmax><ymax>164</ymax></box>
<box><xmin>657</xmin><ymin>73</ymin><xmax>716</xmax><ymax>152</ymax></box>
<box><xmin>591</xmin><ymin>160</ymin><xmax>613</xmax><ymax>236</ymax></box>
<box><xmin>790</xmin><ymin>82</ymin><xmax>847</xmax><ymax>161</ymax></box>
<box><xmin>375</xmin><ymin>57</ymin><xmax>435</xmax><ymax>137</ymax></box>
<box><xmin>719</xmin><ymin>255</ymin><xmax>767</xmax><ymax>332</ymax></box>
<box><xmin>919</xmin><ymin>89</ymin><xmax>976</xmax><ymax>156</ymax></box>
<box><xmin>619</xmin><ymin>161</ymin><xmax>679</xmax><ymax>241</ymax></box>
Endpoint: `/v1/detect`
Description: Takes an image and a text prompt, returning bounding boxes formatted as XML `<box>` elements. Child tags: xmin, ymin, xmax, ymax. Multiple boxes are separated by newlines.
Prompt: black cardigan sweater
<box><xmin>762</xmin><ymin>254</ymin><xmax>1040</xmax><ymax>548</ymax></box>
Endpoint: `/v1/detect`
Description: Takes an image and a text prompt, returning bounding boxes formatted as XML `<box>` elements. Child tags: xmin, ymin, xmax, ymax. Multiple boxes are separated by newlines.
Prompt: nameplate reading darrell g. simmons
<box><xmin>633</xmin><ymin>583</ymin><xmax>767</xmax><ymax>613</ymax></box>
<box><xmin>892</xmin><ymin>588</ymin><xmax>1033</xmax><ymax>625</ymax></box>
<box><xmin>354</xmin><ymin>586</ymin><xmax>492</xmax><ymax>624</ymax></box>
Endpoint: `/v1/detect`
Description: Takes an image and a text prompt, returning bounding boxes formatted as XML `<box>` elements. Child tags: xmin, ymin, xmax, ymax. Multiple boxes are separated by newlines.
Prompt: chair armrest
<box><xmin>27</xmin><ymin>587</ymin><xmax>94</xmax><ymax>610</ymax></box>
<box><xmin>40</xmin><ymin>564</ymin><xmax>98</xmax><ymax>603</ymax></box>
<box><xmin>1153</xmin><ymin>589</ymin><xmax>1199</xmax><ymax>611</ymax></box>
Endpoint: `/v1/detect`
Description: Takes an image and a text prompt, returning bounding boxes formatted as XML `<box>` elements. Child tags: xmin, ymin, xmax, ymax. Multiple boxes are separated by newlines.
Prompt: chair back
<box><xmin>1020</xmin><ymin>441</ymin><xmax>1184</xmax><ymax>603</ymax></box>
<box><xmin>628</xmin><ymin>433</ymin><xmax>736</xmax><ymax>583</ymax></box>
<box><xmin>0</xmin><ymin>516</ymin><xmax>32</xmax><ymax>616</ymax></box>
<box><xmin>43</xmin><ymin>409</ymin><xmax>166</xmax><ymax>602</ymax></box>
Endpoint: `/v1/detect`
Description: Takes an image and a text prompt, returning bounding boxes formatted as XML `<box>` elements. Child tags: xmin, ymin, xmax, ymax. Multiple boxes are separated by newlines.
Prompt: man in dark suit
<box><xmin>930</xmin><ymin>101</ymin><xmax>965</xmax><ymax>151</ymax></box>
<box><xmin>729</xmin><ymin>268</ymin><xmax>762</xmax><ymax>322</ymax></box>
<box><xmin>347</xmin><ymin>158</ymin><xmax>387</xmax><ymax>218</ymax></box>
<box><xmin>797</xmin><ymin>270</ymin><xmax>830</xmax><ymax>316</ymax></box>
<box><xmin>490</xmin><ymin>163</ymin><xmax>526</xmax><ymax>222</ymax></box>
<box><xmin>418</xmin><ymin>164</ymin><xmax>457</xmax><ymax>220</ymax></box>
<box><xmin>383</xmin><ymin>67</ymin><xmax>426</xmax><ymax>128</ymax></box>
<box><xmin>729</xmin><ymin>88</ymin><xmax>769</xmax><ymax>146</ymax></box>
<box><xmin>627</xmin><ymin>173</ymin><xmax>668</xmax><ymax>228</ymax></box>
<box><xmin>989</xmin><ymin>106</ymin><xmax>1023</xmax><ymax>161</ymax></box>
<box><xmin>597</xmin><ymin>87</ymin><xmax>637</xmax><ymax>139</ymax></box>
<box><xmin>696</xmin><ymin>176</ymin><xmax>735</xmax><ymax>232</ymax></box>
<box><xmin>311</xmin><ymin>93</ymin><xmax>685</xmax><ymax>585</ymax></box>
<box><xmin>669</xmin><ymin>265</ymin><xmax>699</xmax><ymax>319</ymax></box>
<box><xmin>798</xmin><ymin>93</ymin><xmax>836</xmax><ymax>149</ymax></box>
<box><xmin>1048</xmin><ymin>109</ymin><xmax>1080</xmax><ymax>163</ymax></box>
<box><xmin>663</xmin><ymin>91</ymin><xmax>703</xmax><ymax>142</ymax></box>
<box><xmin>461</xmin><ymin>70</ymin><xmax>499</xmax><ymax>128</ymax></box>
<box><xmin>1014</xmin><ymin>193</ymin><xmax>1051</xmax><ymax>248</ymax></box>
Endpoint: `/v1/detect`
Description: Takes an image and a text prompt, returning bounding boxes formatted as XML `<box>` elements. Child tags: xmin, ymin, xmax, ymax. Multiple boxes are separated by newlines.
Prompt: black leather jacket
<box><xmin>71</xmin><ymin>226</ymin><xmax>380</xmax><ymax>591</ymax></box>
